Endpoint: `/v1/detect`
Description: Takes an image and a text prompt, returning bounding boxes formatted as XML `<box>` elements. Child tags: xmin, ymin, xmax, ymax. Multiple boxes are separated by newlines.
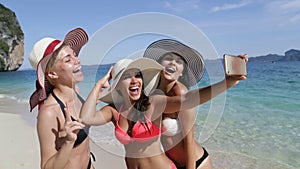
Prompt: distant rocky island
<box><xmin>249</xmin><ymin>49</ymin><xmax>300</xmax><ymax>62</ymax></box>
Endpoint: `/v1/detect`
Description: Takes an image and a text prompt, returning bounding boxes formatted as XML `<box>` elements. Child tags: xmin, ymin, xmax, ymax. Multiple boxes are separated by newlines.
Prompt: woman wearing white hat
<box><xmin>81</xmin><ymin>58</ymin><xmax>177</xmax><ymax>169</ymax></box>
<box><xmin>81</xmin><ymin>52</ymin><xmax>247</xmax><ymax>169</ymax></box>
<box><xmin>29</xmin><ymin>28</ymin><xmax>94</xmax><ymax>169</ymax></box>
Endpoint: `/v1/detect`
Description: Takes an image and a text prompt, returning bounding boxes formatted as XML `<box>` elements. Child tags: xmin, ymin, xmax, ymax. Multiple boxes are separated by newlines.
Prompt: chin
<box><xmin>163</xmin><ymin>76</ymin><xmax>176</xmax><ymax>82</ymax></box>
<box><xmin>131</xmin><ymin>94</ymin><xmax>141</xmax><ymax>101</ymax></box>
<box><xmin>75</xmin><ymin>77</ymin><xmax>84</xmax><ymax>83</ymax></box>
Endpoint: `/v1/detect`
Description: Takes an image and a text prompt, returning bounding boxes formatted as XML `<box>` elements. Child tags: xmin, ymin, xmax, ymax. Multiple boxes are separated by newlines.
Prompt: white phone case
<box><xmin>224</xmin><ymin>54</ymin><xmax>247</xmax><ymax>76</ymax></box>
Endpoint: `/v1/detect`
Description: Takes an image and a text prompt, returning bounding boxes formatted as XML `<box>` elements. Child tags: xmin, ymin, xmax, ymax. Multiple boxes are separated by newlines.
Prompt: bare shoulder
<box><xmin>37</xmin><ymin>100</ymin><xmax>64</xmax><ymax>128</ymax></box>
<box><xmin>38</xmin><ymin>102</ymin><xmax>60</xmax><ymax>117</ymax></box>
<box><xmin>102</xmin><ymin>104</ymin><xmax>116</xmax><ymax>114</ymax></box>
<box><xmin>174</xmin><ymin>81</ymin><xmax>188</xmax><ymax>95</ymax></box>
<box><xmin>102</xmin><ymin>104</ymin><xmax>119</xmax><ymax>121</ymax></box>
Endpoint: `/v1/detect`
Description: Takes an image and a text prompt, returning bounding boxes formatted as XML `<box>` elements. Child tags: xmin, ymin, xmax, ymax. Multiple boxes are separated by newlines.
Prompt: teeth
<box><xmin>74</xmin><ymin>66</ymin><xmax>81</xmax><ymax>73</ymax></box>
<box><xmin>129</xmin><ymin>86</ymin><xmax>139</xmax><ymax>92</ymax></box>
<box><xmin>129</xmin><ymin>86</ymin><xmax>139</xmax><ymax>90</ymax></box>
<box><xmin>165</xmin><ymin>67</ymin><xmax>175</xmax><ymax>73</ymax></box>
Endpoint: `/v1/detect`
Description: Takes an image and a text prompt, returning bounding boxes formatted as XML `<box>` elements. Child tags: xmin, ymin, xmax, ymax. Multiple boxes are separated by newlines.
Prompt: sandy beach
<box><xmin>0</xmin><ymin>97</ymin><xmax>126</xmax><ymax>169</ymax></box>
<box><xmin>0</xmin><ymin>97</ymin><xmax>296</xmax><ymax>169</ymax></box>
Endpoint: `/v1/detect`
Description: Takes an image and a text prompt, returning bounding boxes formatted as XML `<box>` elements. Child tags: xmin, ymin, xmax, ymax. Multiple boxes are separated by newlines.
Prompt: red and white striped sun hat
<box><xmin>29</xmin><ymin>28</ymin><xmax>88</xmax><ymax>111</ymax></box>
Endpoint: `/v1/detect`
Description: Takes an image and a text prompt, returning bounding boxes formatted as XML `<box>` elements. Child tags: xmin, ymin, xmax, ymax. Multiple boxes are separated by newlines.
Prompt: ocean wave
<box><xmin>0</xmin><ymin>94</ymin><xmax>29</xmax><ymax>104</ymax></box>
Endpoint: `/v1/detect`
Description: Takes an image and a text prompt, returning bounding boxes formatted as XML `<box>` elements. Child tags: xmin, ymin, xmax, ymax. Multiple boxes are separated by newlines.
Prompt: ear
<box><xmin>47</xmin><ymin>71</ymin><xmax>58</xmax><ymax>80</ymax></box>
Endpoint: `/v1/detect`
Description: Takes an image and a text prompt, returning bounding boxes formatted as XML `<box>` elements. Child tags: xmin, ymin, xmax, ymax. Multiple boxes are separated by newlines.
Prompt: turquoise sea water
<box><xmin>196</xmin><ymin>61</ymin><xmax>300</xmax><ymax>168</ymax></box>
<box><xmin>0</xmin><ymin>61</ymin><xmax>299</xmax><ymax>168</ymax></box>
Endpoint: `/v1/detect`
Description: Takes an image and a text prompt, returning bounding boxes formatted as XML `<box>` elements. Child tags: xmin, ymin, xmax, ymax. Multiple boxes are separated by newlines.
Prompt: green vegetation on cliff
<box><xmin>0</xmin><ymin>4</ymin><xmax>24</xmax><ymax>39</ymax></box>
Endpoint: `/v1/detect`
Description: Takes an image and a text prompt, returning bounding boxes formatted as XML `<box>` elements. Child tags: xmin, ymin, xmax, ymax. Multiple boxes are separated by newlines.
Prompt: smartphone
<box><xmin>223</xmin><ymin>54</ymin><xmax>247</xmax><ymax>76</ymax></box>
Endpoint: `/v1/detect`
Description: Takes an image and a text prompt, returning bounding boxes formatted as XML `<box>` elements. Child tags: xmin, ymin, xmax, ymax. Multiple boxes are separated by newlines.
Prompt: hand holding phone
<box><xmin>224</xmin><ymin>54</ymin><xmax>247</xmax><ymax>76</ymax></box>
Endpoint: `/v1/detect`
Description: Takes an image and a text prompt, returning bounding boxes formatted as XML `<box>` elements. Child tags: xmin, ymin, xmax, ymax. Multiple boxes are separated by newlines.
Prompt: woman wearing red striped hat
<box><xmin>29</xmin><ymin>28</ymin><xmax>94</xmax><ymax>169</ymax></box>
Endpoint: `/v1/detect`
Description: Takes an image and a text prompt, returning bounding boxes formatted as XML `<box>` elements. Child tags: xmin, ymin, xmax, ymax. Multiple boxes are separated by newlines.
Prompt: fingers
<box><xmin>227</xmin><ymin>75</ymin><xmax>247</xmax><ymax>81</ymax></box>
<box><xmin>238</xmin><ymin>54</ymin><xmax>249</xmax><ymax>62</ymax></box>
<box><xmin>107</xmin><ymin>66</ymin><xmax>113</xmax><ymax>77</ymax></box>
<box><xmin>64</xmin><ymin>120</ymin><xmax>85</xmax><ymax>142</ymax></box>
<box><xmin>65</xmin><ymin>120</ymin><xmax>85</xmax><ymax>132</ymax></box>
<box><xmin>64</xmin><ymin>102</ymin><xmax>85</xmax><ymax>142</ymax></box>
<box><xmin>64</xmin><ymin>103</ymin><xmax>72</xmax><ymax>123</ymax></box>
<box><xmin>103</xmin><ymin>66</ymin><xmax>113</xmax><ymax>88</ymax></box>
<box><xmin>96</xmin><ymin>66</ymin><xmax>113</xmax><ymax>88</ymax></box>
<box><xmin>103</xmin><ymin>66</ymin><xmax>113</xmax><ymax>81</ymax></box>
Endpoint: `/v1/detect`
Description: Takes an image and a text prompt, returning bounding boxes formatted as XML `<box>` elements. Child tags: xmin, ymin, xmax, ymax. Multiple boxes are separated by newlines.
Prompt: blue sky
<box><xmin>1</xmin><ymin>0</ymin><xmax>300</xmax><ymax>70</ymax></box>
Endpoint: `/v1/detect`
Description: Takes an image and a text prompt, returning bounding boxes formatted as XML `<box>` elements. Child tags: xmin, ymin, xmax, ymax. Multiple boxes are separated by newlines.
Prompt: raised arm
<box><xmin>190</xmin><ymin>54</ymin><xmax>248</xmax><ymax>105</ymax></box>
<box><xmin>80</xmin><ymin>66</ymin><xmax>113</xmax><ymax>126</ymax></box>
<box><xmin>153</xmin><ymin>54</ymin><xmax>248</xmax><ymax>113</ymax></box>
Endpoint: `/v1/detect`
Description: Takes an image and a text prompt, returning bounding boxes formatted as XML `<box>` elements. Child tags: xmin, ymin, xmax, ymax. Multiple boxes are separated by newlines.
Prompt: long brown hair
<box><xmin>128</xmin><ymin>72</ymin><xmax>151</xmax><ymax>135</ymax></box>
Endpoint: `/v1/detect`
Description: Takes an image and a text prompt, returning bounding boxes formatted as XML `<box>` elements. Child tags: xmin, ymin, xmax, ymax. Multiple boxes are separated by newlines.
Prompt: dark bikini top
<box><xmin>51</xmin><ymin>90</ymin><xmax>89</xmax><ymax>148</ymax></box>
<box><xmin>115</xmin><ymin>105</ymin><xmax>161</xmax><ymax>145</ymax></box>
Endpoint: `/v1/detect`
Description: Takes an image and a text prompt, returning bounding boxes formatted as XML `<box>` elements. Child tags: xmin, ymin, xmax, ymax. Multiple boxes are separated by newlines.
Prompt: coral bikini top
<box><xmin>115</xmin><ymin>108</ymin><xmax>161</xmax><ymax>145</ymax></box>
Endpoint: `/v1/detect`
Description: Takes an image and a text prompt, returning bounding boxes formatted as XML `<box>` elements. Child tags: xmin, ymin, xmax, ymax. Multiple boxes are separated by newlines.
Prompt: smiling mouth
<box><xmin>73</xmin><ymin>66</ymin><xmax>81</xmax><ymax>73</ymax></box>
<box><xmin>165</xmin><ymin>67</ymin><xmax>175</xmax><ymax>74</ymax></box>
<box><xmin>129</xmin><ymin>86</ymin><xmax>140</xmax><ymax>95</ymax></box>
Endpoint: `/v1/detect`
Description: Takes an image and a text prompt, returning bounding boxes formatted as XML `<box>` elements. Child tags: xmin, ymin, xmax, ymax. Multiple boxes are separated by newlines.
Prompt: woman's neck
<box><xmin>53</xmin><ymin>85</ymin><xmax>77</xmax><ymax>103</ymax></box>
<box><xmin>158</xmin><ymin>77</ymin><xmax>177</xmax><ymax>94</ymax></box>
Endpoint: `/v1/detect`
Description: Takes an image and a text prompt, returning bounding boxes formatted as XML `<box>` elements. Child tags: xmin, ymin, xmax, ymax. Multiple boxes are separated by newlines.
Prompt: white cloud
<box><xmin>287</xmin><ymin>13</ymin><xmax>300</xmax><ymax>24</ymax></box>
<box><xmin>211</xmin><ymin>1</ymin><xmax>251</xmax><ymax>12</ymax></box>
<box><xmin>266</xmin><ymin>0</ymin><xmax>300</xmax><ymax>25</ymax></box>
<box><xmin>163</xmin><ymin>0</ymin><xmax>200</xmax><ymax>12</ymax></box>
<box><xmin>267</xmin><ymin>0</ymin><xmax>300</xmax><ymax>13</ymax></box>
<box><xmin>279</xmin><ymin>0</ymin><xmax>300</xmax><ymax>11</ymax></box>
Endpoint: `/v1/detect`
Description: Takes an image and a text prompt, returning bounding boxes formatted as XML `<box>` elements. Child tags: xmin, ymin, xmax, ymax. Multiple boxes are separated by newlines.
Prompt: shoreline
<box><xmin>0</xmin><ymin>97</ymin><xmax>296</xmax><ymax>169</ymax></box>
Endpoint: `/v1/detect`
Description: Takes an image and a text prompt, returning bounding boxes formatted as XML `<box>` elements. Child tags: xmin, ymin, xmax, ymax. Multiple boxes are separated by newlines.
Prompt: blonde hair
<box><xmin>45</xmin><ymin>42</ymin><xmax>68</xmax><ymax>85</ymax></box>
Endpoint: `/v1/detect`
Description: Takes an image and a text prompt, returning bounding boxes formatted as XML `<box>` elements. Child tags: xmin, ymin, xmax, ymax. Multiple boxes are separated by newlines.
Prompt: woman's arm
<box><xmin>80</xmin><ymin>67</ymin><xmax>113</xmax><ymax>126</ymax></box>
<box><xmin>164</xmin><ymin>74</ymin><xmax>246</xmax><ymax>113</ymax></box>
<box><xmin>179</xmin><ymin>108</ymin><xmax>196</xmax><ymax>169</ymax></box>
<box><xmin>176</xmin><ymin>83</ymin><xmax>196</xmax><ymax>169</ymax></box>
<box><xmin>152</xmin><ymin>74</ymin><xmax>246</xmax><ymax>114</ymax></box>
<box><xmin>153</xmin><ymin>54</ymin><xmax>248</xmax><ymax>113</ymax></box>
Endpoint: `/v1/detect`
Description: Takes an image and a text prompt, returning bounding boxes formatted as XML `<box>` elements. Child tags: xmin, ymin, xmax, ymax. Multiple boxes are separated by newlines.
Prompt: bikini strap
<box><xmin>51</xmin><ymin>90</ymin><xmax>67</xmax><ymax>118</ymax></box>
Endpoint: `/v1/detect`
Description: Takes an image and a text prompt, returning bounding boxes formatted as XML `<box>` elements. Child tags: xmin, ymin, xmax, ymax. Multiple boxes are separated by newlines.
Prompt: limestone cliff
<box><xmin>0</xmin><ymin>3</ymin><xmax>24</xmax><ymax>71</ymax></box>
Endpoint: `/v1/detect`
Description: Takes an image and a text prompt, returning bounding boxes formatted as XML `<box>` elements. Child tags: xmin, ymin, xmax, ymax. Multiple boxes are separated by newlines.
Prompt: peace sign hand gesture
<box><xmin>64</xmin><ymin>103</ymin><xmax>85</xmax><ymax>145</ymax></box>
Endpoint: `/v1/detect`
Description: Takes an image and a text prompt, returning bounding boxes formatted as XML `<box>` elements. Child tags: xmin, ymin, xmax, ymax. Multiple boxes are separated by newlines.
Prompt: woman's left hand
<box><xmin>225</xmin><ymin>54</ymin><xmax>248</xmax><ymax>87</ymax></box>
<box><xmin>96</xmin><ymin>66</ymin><xmax>113</xmax><ymax>90</ymax></box>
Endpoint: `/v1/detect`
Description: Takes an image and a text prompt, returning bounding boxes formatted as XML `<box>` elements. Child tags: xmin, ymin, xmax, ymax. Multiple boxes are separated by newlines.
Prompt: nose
<box><xmin>74</xmin><ymin>57</ymin><xmax>81</xmax><ymax>64</ymax></box>
<box><xmin>130</xmin><ymin>76</ymin><xmax>137</xmax><ymax>82</ymax></box>
<box><xmin>130</xmin><ymin>75</ymin><xmax>140</xmax><ymax>84</ymax></box>
<box><xmin>168</xmin><ymin>59</ymin><xmax>176</xmax><ymax>65</ymax></box>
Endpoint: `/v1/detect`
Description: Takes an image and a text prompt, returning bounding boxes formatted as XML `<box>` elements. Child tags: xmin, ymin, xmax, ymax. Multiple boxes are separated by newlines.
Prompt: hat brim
<box><xmin>99</xmin><ymin>58</ymin><xmax>163</xmax><ymax>104</ymax></box>
<box><xmin>143</xmin><ymin>39</ymin><xmax>205</xmax><ymax>87</ymax></box>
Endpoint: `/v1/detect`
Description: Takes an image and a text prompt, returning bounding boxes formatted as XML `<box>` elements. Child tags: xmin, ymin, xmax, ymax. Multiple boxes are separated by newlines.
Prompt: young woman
<box><xmin>143</xmin><ymin>39</ymin><xmax>248</xmax><ymax>169</ymax></box>
<box><xmin>81</xmin><ymin>58</ymin><xmax>177</xmax><ymax>169</ymax></box>
<box><xmin>29</xmin><ymin>28</ymin><xmax>94</xmax><ymax>169</ymax></box>
<box><xmin>81</xmin><ymin>53</ymin><xmax>246</xmax><ymax>169</ymax></box>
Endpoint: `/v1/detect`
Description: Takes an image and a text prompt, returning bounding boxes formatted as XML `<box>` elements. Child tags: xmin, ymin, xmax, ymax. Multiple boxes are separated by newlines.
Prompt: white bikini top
<box><xmin>162</xmin><ymin>117</ymin><xmax>181</xmax><ymax>136</ymax></box>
